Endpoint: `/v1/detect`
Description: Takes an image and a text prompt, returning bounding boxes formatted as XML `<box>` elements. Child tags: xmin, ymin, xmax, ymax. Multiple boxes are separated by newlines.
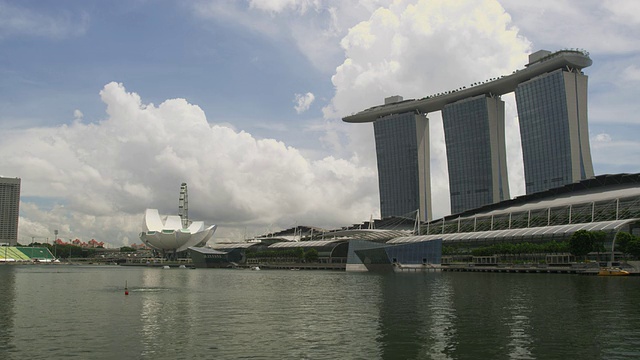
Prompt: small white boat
<box><xmin>162</xmin><ymin>265</ymin><xmax>170</xmax><ymax>269</ymax></box>
<box><xmin>251</xmin><ymin>266</ymin><xmax>260</xmax><ymax>271</ymax></box>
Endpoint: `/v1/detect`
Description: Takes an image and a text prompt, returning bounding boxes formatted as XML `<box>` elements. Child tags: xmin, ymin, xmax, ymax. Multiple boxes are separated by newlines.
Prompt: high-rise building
<box><xmin>0</xmin><ymin>177</ymin><xmax>21</xmax><ymax>245</ymax></box>
<box><xmin>374</xmin><ymin>96</ymin><xmax>431</xmax><ymax>221</ymax></box>
<box><xmin>443</xmin><ymin>95</ymin><xmax>509</xmax><ymax>214</ymax></box>
<box><xmin>516</xmin><ymin>67</ymin><xmax>593</xmax><ymax>194</ymax></box>
<box><xmin>343</xmin><ymin>49</ymin><xmax>593</xmax><ymax>217</ymax></box>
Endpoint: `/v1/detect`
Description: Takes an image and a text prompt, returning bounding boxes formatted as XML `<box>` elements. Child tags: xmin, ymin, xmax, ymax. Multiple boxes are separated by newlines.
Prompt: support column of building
<box><xmin>442</xmin><ymin>95</ymin><xmax>509</xmax><ymax>214</ymax></box>
<box><xmin>564</xmin><ymin>70</ymin><xmax>594</xmax><ymax>181</ymax></box>
<box><xmin>373</xmin><ymin>98</ymin><xmax>431</xmax><ymax>221</ymax></box>
<box><xmin>515</xmin><ymin>68</ymin><xmax>594</xmax><ymax>194</ymax></box>
<box><xmin>415</xmin><ymin>113</ymin><xmax>432</xmax><ymax>222</ymax></box>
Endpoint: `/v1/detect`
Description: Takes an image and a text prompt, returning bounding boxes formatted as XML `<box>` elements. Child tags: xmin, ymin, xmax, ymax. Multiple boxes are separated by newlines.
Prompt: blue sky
<box><xmin>1</xmin><ymin>0</ymin><xmax>639</xmax><ymax>246</ymax></box>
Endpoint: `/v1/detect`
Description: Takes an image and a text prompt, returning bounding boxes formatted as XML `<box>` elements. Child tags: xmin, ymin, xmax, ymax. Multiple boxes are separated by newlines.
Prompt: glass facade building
<box><xmin>516</xmin><ymin>69</ymin><xmax>594</xmax><ymax>194</ymax></box>
<box><xmin>347</xmin><ymin>50</ymin><xmax>594</xmax><ymax>219</ymax></box>
<box><xmin>374</xmin><ymin>111</ymin><xmax>431</xmax><ymax>221</ymax></box>
<box><xmin>349</xmin><ymin>239</ymin><xmax>443</xmax><ymax>272</ymax></box>
<box><xmin>0</xmin><ymin>177</ymin><xmax>20</xmax><ymax>245</ymax></box>
<box><xmin>442</xmin><ymin>95</ymin><xmax>509</xmax><ymax>214</ymax></box>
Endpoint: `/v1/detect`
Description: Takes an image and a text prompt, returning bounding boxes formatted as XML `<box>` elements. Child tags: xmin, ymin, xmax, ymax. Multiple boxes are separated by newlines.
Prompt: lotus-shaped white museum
<box><xmin>139</xmin><ymin>209</ymin><xmax>217</xmax><ymax>253</ymax></box>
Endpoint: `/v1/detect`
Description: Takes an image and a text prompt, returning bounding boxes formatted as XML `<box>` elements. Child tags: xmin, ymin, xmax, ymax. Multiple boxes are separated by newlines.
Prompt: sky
<box><xmin>1</xmin><ymin>0</ymin><xmax>639</xmax><ymax>247</ymax></box>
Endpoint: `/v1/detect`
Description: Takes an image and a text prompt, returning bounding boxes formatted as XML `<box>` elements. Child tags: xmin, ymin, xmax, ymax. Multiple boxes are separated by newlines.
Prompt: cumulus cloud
<box><xmin>3</xmin><ymin>82</ymin><xmax>378</xmax><ymax>245</ymax></box>
<box><xmin>294</xmin><ymin>92</ymin><xmax>315</xmax><ymax>113</ymax></box>
<box><xmin>324</xmin><ymin>0</ymin><xmax>532</xmax><ymax>216</ymax></box>
<box><xmin>326</xmin><ymin>1</ymin><xmax>530</xmax><ymax>119</ymax></box>
<box><xmin>10</xmin><ymin>0</ymin><xmax>634</xmax><ymax>245</ymax></box>
<box><xmin>200</xmin><ymin>0</ymin><xmax>534</xmax><ymax>216</ymax></box>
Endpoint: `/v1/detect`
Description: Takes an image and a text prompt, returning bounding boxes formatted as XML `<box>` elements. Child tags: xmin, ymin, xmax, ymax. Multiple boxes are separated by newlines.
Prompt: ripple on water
<box><xmin>3</xmin><ymin>268</ymin><xmax>640</xmax><ymax>359</ymax></box>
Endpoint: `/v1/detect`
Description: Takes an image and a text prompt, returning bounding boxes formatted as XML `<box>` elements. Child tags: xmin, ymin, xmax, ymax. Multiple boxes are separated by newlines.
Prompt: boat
<box><xmin>598</xmin><ymin>267</ymin><xmax>630</xmax><ymax>276</ymax></box>
<box><xmin>598</xmin><ymin>241</ymin><xmax>631</xmax><ymax>276</ymax></box>
<box><xmin>251</xmin><ymin>266</ymin><xmax>260</xmax><ymax>271</ymax></box>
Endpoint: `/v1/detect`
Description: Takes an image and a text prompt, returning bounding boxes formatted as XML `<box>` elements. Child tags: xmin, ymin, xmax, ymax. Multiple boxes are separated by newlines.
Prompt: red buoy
<box><xmin>125</xmin><ymin>280</ymin><xmax>129</xmax><ymax>295</ymax></box>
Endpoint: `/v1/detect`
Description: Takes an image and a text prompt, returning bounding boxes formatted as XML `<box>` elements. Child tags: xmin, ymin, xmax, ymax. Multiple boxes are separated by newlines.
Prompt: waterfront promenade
<box><xmin>441</xmin><ymin>261</ymin><xmax>640</xmax><ymax>275</ymax></box>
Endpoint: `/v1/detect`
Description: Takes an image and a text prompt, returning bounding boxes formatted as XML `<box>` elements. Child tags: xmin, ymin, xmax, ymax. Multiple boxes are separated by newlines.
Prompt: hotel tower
<box><xmin>344</xmin><ymin>49</ymin><xmax>594</xmax><ymax>217</ymax></box>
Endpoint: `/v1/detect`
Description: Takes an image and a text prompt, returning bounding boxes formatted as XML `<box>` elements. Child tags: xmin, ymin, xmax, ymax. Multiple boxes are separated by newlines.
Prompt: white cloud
<box><xmin>591</xmin><ymin>138</ymin><xmax>640</xmax><ymax>173</ymax></box>
<box><xmin>602</xmin><ymin>0</ymin><xmax>640</xmax><ymax>25</ymax></box>
<box><xmin>294</xmin><ymin>92</ymin><xmax>315</xmax><ymax>113</ymax></box>
<box><xmin>594</xmin><ymin>133</ymin><xmax>612</xmax><ymax>143</ymax></box>
<box><xmin>499</xmin><ymin>0</ymin><xmax>640</xmax><ymax>54</ymax></box>
<box><xmin>623</xmin><ymin>65</ymin><xmax>640</xmax><ymax>82</ymax></box>
<box><xmin>9</xmin><ymin>0</ymin><xmax>640</xmax><ymax>245</ymax></box>
<box><xmin>324</xmin><ymin>0</ymin><xmax>531</xmax><ymax>217</ymax></box>
<box><xmin>0</xmin><ymin>3</ymin><xmax>89</xmax><ymax>39</ymax></box>
<box><xmin>248</xmin><ymin>0</ymin><xmax>320</xmax><ymax>14</ymax></box>
<box><xmin>4</xmin><ymin>82</ymin><xmax>378</xmax><ymax>246</ymax></box>
<box><xmin>191</xmin><ymin>1</ymin><xmax>374</xmax><ymax>73</ymax></box>
<box><xmin>73</xmin><ymin>109</ymin><xmax>83</xmax><ymax>121</ymax></box>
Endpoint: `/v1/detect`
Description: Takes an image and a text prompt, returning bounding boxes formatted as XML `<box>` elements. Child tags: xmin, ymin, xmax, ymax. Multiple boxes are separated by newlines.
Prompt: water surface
<box><xmin>1</xmin><ymin>265</ymin><xmax>638</xmax><ymax>359</ymax></box>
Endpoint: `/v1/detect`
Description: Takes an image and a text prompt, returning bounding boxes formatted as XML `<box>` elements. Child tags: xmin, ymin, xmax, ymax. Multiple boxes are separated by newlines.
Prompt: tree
<box><xmin>591</xmin><ymin>231</ymin><xmax>608</xmax><ymax>252</ymax></box>
<box><xmin>569</xmin><ymin>230</ymin><xmax>595</xmax><ymax>258</ymax></box>
<box><xmin>591</xmin><ymin>231</ymin><xmax>608</xmax><ymax>261</ymax></box>
<box><xmin>626</xmin><ymin>237</ymin><xmax>640</xmax><ymax>259</ymax></box>
<box><xmin>304</xmin><ymin>248</ymin><xmax>318</xmax><ymax>262</ymax></box>
<box><xmin>615</xmin><ymin>232</ymin><xmax>634</xmax><ymax>257</ymax></box>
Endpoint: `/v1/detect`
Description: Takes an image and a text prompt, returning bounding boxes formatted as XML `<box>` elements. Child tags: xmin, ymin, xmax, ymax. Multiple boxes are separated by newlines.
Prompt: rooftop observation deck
<box><xmin>342</xmin><ymin>49</ymin><xmax>592</xmax><ymax>123</ymax></box>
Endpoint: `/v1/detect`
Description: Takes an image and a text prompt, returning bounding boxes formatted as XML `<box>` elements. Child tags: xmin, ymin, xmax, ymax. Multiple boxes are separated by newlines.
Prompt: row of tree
<box><xmin>569</xmin><ymin>230</ymin><xmax>640</xmax><ymax>259</ymax></box>
<box><xmin>444</xmin><ymin>230</ymin><xmax>640</xmax><ymax>260</ymax></box>
<box><xmin>614</xmin><ymin>231</ymin><xmax>640</xmax><ymax>258</ymax></box>
<box><xmin>24</xmin><ymin>243</ymin><xmax>141</xmax><ymax>259</ymax></box>
<box><xmin>567</xmin><ymin>230</ymin><xmax>607</xmax><ymax>257</ymax></box>
<box><xmin>463</xmin><ymin>241</ymin><xmax>570</xmax><ymax>257</ymax></box>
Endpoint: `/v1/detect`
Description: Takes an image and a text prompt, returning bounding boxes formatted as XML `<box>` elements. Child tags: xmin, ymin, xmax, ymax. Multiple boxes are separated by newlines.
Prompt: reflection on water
<box><xmin>426</xmin><ymin>275</ymin><xmax>456</xmax><ymax>359</ymax></box>
<box><xmin>376</xmin><ymin>274</ymin><xmax>459</xmax><ymax>359</ymax></box>
<box><xmin>503</xmin><ymin>283</ymin><xmax>533</xmax><ymax>360</ymax></box>
<box><xmin>0</xmin><ymin>266</ymin><xmax>16</xmax><ymax>357</ymax></box>
<box><xmin>2</xmin><ymin>266</ymin><xmax>640</xmax><ymax>359</ymax></box>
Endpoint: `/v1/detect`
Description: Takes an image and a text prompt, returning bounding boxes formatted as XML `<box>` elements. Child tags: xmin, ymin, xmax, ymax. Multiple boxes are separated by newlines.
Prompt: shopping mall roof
<box><xmin>318</xmin><ymin>229</ymin><xmax>413</xmax><ymax>242</ymax></box>
<box><xmin>388</xmin><ymin>219</ymin><xmax>637</xmax><ymax>244</ymax></box>
<box><xmin>268</xmin><ymin>240</ymin><xmax>343</xmax><ymax>248</ymax></box>
<box><xmin>453</xmin><ymin>173</ymin><xmax>640</xmax><ymax>219</ymax></box>
<box><xmin>210</xmin><ymin>242</ymin><xmax>260</xmax><ymax>250</ymax></box>
<box><xmin>187</xmin><ymin>246</ymin><xmax>228</xmax><ymax>254</ymax></box>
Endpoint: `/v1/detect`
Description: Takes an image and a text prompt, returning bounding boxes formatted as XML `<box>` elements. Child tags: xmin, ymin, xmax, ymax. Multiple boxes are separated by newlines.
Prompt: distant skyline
<box><xmin>1</xmin><ymin>0</ymin><xmax>639</xmax><ymax>246</ymax></box>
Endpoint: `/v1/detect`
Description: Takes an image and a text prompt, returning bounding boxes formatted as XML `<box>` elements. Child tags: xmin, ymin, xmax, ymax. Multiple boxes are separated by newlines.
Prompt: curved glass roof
<box><xmin>269</xmin><ymin>240</ymin><xmax>342</xmax><ymax>248</ymax></box>
<box><xmin>187</xmin><ymin>247</ymin><xmax>228</xmax><ymax>254</ymax></box>
<box><xmin>316</xmin><ymin>229</ymin><xmax>412</xmax><ymax>242</ymax></box>
<box><xmin>388</xmin><ymin>219</ymin><xmax>637</xmax><ymax>244</ymax></box>
<box><xmin>211</xmin><ymin>242</ymin><xmax>260</xmax><ymax>250</ymax></box>
<box><xmin>451</xmin><ymin>174</ymin><xmax>640</xmax><ymax>219</ymax></box>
